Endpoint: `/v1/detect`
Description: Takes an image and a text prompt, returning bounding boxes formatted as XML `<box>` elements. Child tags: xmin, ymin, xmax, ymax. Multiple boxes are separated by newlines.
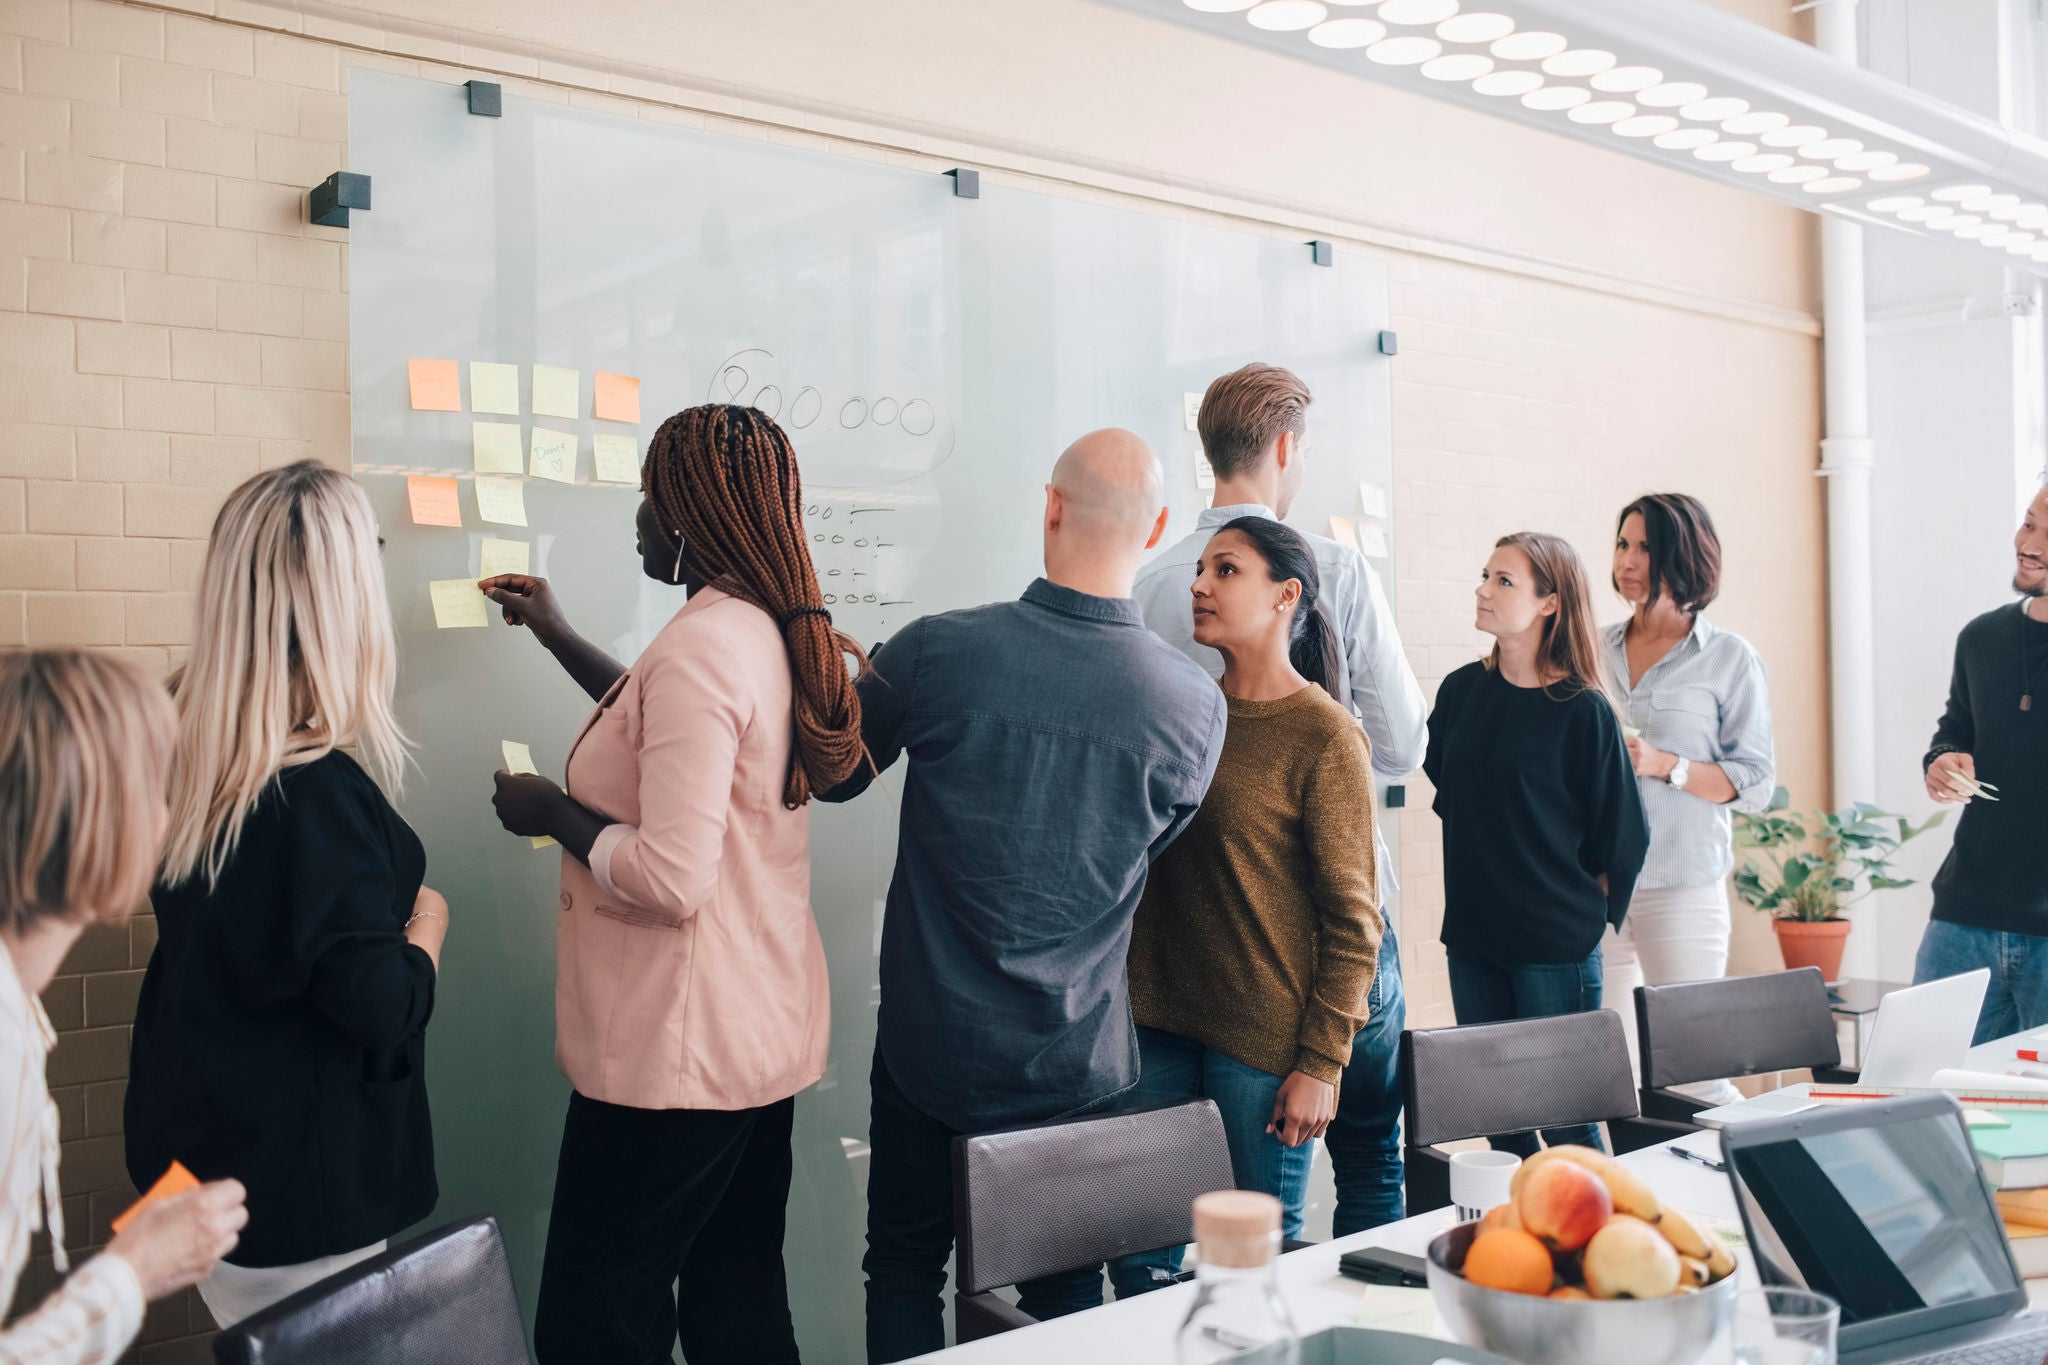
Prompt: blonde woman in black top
<box><xmin>1424</xmin><ymin>531</ymin><xmax>1648</xmax><ymax>1157</ymax></box>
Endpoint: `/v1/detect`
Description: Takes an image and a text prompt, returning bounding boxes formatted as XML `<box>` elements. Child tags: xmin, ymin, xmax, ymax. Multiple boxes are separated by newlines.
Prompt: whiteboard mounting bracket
<box><xmin>309</xmin><ymin>171</ymin><xmax>370</xmax><ymax>228</ymax></box>
<box><xmin>948</xmin><ymin>168</ymin><xmax>980</xmax><ymax>199</ymax></box>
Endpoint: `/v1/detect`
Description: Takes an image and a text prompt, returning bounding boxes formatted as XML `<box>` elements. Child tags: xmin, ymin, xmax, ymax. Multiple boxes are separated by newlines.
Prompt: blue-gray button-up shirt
<box><xmin>824</xmin><ymin>578</ymin><xmax>1227</xmax><ymax>1133</ymax></box>
<box><xmin>1602</xmin><ymin>616</ymin><xmax>1777</xmax><ymax>891</ymax></box>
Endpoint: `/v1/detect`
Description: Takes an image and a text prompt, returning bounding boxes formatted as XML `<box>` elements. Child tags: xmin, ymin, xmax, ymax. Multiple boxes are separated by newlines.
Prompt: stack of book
<box><xmin>1973</xmin><ymin>1112</ymin><xmax>2048</xmax><ymax>1276</ymax></box>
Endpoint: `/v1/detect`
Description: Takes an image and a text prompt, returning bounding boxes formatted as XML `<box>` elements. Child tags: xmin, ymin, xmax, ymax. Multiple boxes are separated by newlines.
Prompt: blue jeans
<box><xmin>863</xmin><ymin>1051</ymin><xmax>1102</xmax><ymax>1363</ymax></box>
<box><xmin>1445</xmin><ymin>948</ymin><xmax>1606</xmax><ymax>1158</ymax></box>
<box><xmin>1914</xmin><ymin>920</ymin><xmax>2048</xmax><ymax>1045</ymax></box>
<box><xmin>1106</xmin><ymin>1028</ymin><xmax>1315</xmax><ymax>1300</ymax></box>
<box><xmin>1324</xmin><ymin>925</ymin><xmax>1406</xmax><ymax>1238</ymax></box>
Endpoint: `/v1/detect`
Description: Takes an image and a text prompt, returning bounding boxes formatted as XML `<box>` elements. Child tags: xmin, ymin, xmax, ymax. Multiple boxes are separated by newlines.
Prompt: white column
<box><xmin>1813</xmin><ymin>0</ymin><xmax>1882</xmax><ymax>979</ymax></box>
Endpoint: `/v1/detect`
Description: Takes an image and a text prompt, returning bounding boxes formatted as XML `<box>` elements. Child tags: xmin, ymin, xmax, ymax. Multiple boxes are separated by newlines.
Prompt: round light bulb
<box><xmin>1637</xmin><ymin>81</ymin><xmax>1711</xmax><ymax>108</ymax></box>
<box><xmin>1695</xmin><ymin>141</ymin><xmax>1758</xmax><ymax>163</ymax></box>
<box><xmin>1931</xmin><ymin>183</ymin><xmax>1992</xmax><ymax>202</ymax></box>
<box><xmin>1963</xmin><ymin>193</ymin><xmax>2022</xmax><ymax>212</ymax></box>
<box><xmin>1365</xmin><ymin>34</ymin><xmax>1441</xmax><ymax>63</ymax></box>
<box><xmin>1612</xmin><ymin>114</ymin><xmax>1679</xmax><ymax>138</ymax></box>
<box><xmin>1681</xmin><ymin>97</ymin><xmax>1749</xmax><ymax>122</ymax></box>
<box><xmin>1436</xmin><ymin>12</ymin><xmax>1513</xmax><ymax>42</ymax></box>
<box><xmin>1309</xmin><ymin>17</ymin><xmax>1386</xmax><ymax>46</ymax></box>
<box><xmin>1731</xmin><ymin>154</ymin><xmax>1795</xmax><ymax>173</ymax></box>
<box><xmin>1377</xmin><ymin>0</ymin><xmax>1458</xmax><ymax>22</ymax></box>
<box><xmin>1591</xmin><ymin>65</ymin><xmax>1662</xmax><ymax>93</ymax></box>
<box><xmin>1420</xmin><ymin>52</ymin><xmax>1491</xmax><ymax>79</ymax></box>
<box><xmin>1802</xmin><ymin>176</ymin><xmax>1862</xmax><ymax>194</ymax></box>
<box><xmin>1567</xmin><ymin>100</ymin><xmax>1636</xmax><ymax>125</ymax></box>
<box><xmin>1541</xmin><ymin>48</ymin><xmax>1616</xmax><ymax>78</ymax></box>
<box><xmin>1759</xmin><ymin>125</ymin><xmax>1828</xmax><ymax>148</ymax></box>
<box><xmin>1653</xmin><ymin>128</ymin><xmax>1718</xmax><ymax>151</ymax></box>
<box><xmin>1768</xmin><ymin>165</ymin><xmax>1829</xmax><ymax>184</ymax></box>
<box><xmin>1472</xmin><ymin>69</ymin><xmax>1543</xmax><ymax>96</ymax></box>
<box><xmin>1834</xmin><ymin>150</ymin><xmax>1898</xmax><ymax>172</ymax></box>
<box><xmin>1521</xmin><ymin>85</ymin><xmax>1590</xmax><ymax>111</ymax></box>
<box><xmin>1866</xmin><ymin>163</ymin><xmax>1930</xmax><ymax>181</ymax></box>
<box><xmin>1489</xmin><ymin>30</ymin><xmax>1566</xmax><ymax>60</ymax></box>
<box><xmin>1865</xmin><ymin>196</ymin><xmax>1925</xmax><ymax>212</ymax></box>
<box><xmin>1722</xmin><ymin>111</ymin><xmax>1790</xmax><ymax>135</ymax></box>
<box><xmin>1247</xmin><ymin>0</ymin><xmax>1329</xmax><ymax>29</ymax></box>
<box><xmin>1801</xmin><ymin>138</ymin><xmax>1863</xmax><ymax>161</ymax></box>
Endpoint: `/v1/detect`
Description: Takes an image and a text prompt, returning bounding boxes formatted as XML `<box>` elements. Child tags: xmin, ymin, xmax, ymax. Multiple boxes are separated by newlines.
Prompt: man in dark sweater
<box><xmin>1914</xmin><ymin>484</ymin><xmax>2048</xmax><ymax>1043</ymax></box>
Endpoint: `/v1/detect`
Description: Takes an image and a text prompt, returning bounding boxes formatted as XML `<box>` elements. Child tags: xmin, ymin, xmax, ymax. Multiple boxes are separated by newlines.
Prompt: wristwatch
<box><xmin>1667</xmin><ymin>756</ymin><xmax>1692</xmax><ymax>790</ymax></box>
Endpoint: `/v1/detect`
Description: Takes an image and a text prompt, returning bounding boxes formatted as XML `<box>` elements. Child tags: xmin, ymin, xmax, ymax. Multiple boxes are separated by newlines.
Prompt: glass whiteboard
<box><xmin>347</xmin><ymin>68</ymin><xmax>1392</xmax><ymax>1360</ymax></box>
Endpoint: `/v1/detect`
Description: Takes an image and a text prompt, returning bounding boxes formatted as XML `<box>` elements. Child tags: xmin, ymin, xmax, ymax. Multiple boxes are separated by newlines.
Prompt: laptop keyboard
<box><xmin>1905</xmin><ymin>1324</ymin><xmax>2048</xmax><ymax>1365</ymax></box>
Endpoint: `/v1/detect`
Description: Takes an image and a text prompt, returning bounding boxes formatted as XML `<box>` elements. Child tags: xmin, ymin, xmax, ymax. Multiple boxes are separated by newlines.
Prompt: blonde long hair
<box><xmin>0</xmin><ymin>650</ymin><xmax>176</xmax><ymax>930</ymax></box>
<box><xmin>160</xmin><ymin>462</ymin><xmax>408</xmax><ymax>889</ymax></box>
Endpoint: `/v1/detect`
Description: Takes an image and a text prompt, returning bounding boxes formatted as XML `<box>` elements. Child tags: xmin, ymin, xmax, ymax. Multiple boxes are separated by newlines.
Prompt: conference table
<box><xmin>913</xmin><ymin>1024</ymin><xmax>2048</xmax><ymax>1362</ymax></box>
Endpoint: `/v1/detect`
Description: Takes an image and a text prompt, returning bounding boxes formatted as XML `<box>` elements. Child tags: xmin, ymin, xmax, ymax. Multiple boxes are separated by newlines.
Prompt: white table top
<box><xmin>915</xmin><ymin>1024</ymin><xmax>2048</xmax><ymax>1363</ymax></box>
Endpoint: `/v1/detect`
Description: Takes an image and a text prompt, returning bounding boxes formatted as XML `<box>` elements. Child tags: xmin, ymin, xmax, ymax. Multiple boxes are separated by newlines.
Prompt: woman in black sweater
<box><xmin>1425</xmin><ymin>531</ymin><xmax>1648</xmax><ymax>1157</ymax></box>
<box><xmin>126</xmin><ymin>463</ymin><xmax>450</xmax><ymax>1327</ymax></box>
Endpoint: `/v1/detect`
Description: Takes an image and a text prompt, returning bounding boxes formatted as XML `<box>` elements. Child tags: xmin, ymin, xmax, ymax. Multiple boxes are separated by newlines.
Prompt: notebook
<box><xmin>1974</xmin><ymin>1112</ymin><xmax>2048</xmax><ymax>1190</ymax></box>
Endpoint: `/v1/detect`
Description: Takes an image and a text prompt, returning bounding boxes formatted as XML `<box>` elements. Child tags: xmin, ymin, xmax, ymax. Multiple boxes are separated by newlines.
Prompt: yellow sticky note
<box><xmin>474</xmin><ymin>476</ymin><xmax>527</xmax><ymax>527</ymax></box>
<box><xmin>592</xmin><ymin>433</ymin><xmax>639</xmax><ymax>484</ymax></box>
<box><xmin>593</xmin><ymin>371</ymin><xmax>640</xmax><ymax>423</ymax></box>
<box><xmin>470</xmin><ymin>362</ymin><xmax>519</xmax><ymax>416</ymax></box>
<box><xmin>407</xmin><ymin>357</ymin><xmax>460</xmax><ymax>412</ymax></box>
<box><xmin>499</xmin><ymin>741</ymin><xmax>556</xmax><ymax>848</ymax></box>
<box><xmin>532</xmin><ymin>365</ymin><xmax>580</xmax><ymax>420</ymax></box>
<box><xmin>1329</xmin><ymin>514</ymin><xmax>1362</xmax><ymax>554</ymax></box>
<box><xmin>430</xmin><ymin>578</ymin><xmax>488</xmax><ymax>629</ymax></box>
<box><xmin>406</xmin><ymin>475</ymin><xmax>462</xmax><ymax>528</ymax></box>
<box><xmin>529</xmin><ymin>427</ymin><xmax>576</xmax><ymax>484</ymax></box>
<box><xmin>479</xmin><ymin>536</ymin><xmax>529</xmax><ymax>580</ymax></box>
<box><xmin>473</xmin><ymin>421</ymin><xmax>523</xmax><ymax>474</ymax></box>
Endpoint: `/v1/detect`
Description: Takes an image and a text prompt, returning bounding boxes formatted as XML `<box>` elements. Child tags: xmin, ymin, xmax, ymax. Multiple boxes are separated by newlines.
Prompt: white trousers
<box><xmin>1604</xmin><ymin>883</ymin><xmax>1741</xmax><ymax>1107</ymax></box>
<box><xmin>197</xmin><ymin>1240</ymin><xmax>387</xmax><ymax>1329</ymax></box>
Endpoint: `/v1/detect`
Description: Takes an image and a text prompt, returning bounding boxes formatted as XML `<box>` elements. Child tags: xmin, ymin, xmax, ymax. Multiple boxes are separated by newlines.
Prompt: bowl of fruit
<box><xmin>1426</xmin><ymin>1145</ymin><xmax>1739</xmax><ymax>1365</ymax></box>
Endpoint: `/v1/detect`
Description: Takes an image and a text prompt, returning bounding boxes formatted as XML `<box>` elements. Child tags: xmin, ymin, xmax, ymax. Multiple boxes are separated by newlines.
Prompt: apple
<box><xmin>1516</xmin><ymin>1158</ymin><xmax>1612</xmax><ymax>1252</ymax></box>
<box><xmin>1583</xmin><ymin>1214</ymin><xmax>1682</xmax><ymax>1300</ymax></box>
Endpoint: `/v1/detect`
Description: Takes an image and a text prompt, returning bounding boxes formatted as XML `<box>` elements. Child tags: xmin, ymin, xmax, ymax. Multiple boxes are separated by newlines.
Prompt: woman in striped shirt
<box><xmin>0</xmin><ymin>650</ymin><xmax>247</xmax><ymax>1364</ymax></box>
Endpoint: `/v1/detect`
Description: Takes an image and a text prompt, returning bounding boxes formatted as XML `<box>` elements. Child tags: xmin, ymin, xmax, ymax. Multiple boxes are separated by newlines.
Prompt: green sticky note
<box><xmin>531</xmin><ymin>364</ymin><xmax>580</xmax><ymax>420</ymax></box>
<box><xmin>479</xmin><ymin>536</ymin><xmax>529</xmax><ymax>580</ymax></box>
<box><xmin>474</xmin><ymin>476</ymin><xmax>527</xmax><ymax>527</ymax></box>
<box><xmin>429</xmin><ymin>578</ymin><xmax>488</xmax><ymax>629</ymax></box>
<box><xmin>529</xmin><ymin>427</ymin><xmax>576</xmax><ymax>484</ymax></box>
<box><xmin>472</xmin><ymin>421</ymin><xmax>523</xmax><ymax>474</ymax></box>
<box><xmin>470</xmin><ymin>362</ymin><xmax>519</xmax><ymax>416</ymax></box>
<box><xmin>592</xmin><ymin>433</ymin><xmax>639</xmax><ymax>484</ymax></box>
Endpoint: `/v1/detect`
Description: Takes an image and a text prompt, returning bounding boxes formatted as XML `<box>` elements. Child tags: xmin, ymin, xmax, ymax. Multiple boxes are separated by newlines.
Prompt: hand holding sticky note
<box><xmin>479</xmin><ymin>537</ymin><xmax>529</xmax><ymax>580</ymax></box>
<box><xmin>501</xmin><ymin>741</ymin><xmax>557</xmax><ymax>848</ymax></box>
<box><xmin>430</xmin><ymin>579</ymin><xmax>488</xmax><ymax>629</ymax></box>
<box><xmin>406</xmin><ymin>475</ymin><xmax>462</xmax><ymax>528</ymax></box>
<box><xmin>111</xmin><ymin>1160</ymin><xmax>201</xmax><ymax>1235</ymax></box>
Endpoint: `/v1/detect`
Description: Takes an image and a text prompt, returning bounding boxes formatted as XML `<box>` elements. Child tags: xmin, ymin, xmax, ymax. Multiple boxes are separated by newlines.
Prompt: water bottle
<box><xmin>1175</xmin><ymin>1191</ymin><xmax>1301</xmax><ymax>1365</ymax></box>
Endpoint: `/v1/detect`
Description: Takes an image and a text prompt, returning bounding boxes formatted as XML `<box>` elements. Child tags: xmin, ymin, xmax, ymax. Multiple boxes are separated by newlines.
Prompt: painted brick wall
<box><xmin>0</xmin><ymin>2</ymin><xmax>1825</xmax><ymax>1358</ymax></box>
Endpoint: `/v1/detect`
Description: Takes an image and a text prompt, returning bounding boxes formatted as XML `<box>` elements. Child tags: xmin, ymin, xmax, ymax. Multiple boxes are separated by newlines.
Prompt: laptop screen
<box><xmin>1727</xmin><ymin>1108</ymin><xmax>2019</xmax><ymax>1325</ymax></box>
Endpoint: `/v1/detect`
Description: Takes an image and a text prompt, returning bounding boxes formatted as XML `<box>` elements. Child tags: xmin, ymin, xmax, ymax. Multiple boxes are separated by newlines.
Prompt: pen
<box><xmin>1669</xmin><ymin>1145</ymin><xmax>1725</xmax><ymax>1173</ymax></box>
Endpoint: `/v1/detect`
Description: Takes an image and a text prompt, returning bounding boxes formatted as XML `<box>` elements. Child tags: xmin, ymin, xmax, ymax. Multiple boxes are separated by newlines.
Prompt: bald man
<box><xmin>821</xmin><ymin>429</ymin><xmax>1226</xmax><ymax>1362</ymax></box>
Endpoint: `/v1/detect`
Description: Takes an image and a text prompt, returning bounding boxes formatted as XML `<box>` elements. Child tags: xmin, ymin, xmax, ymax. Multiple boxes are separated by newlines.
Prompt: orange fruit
<box><xmin>1463</xmin><ymin>1227</ymin><xmax>1554</xmax><ymax>1297</ymax></box>
<box><xmin>1549</xmin><ymin>1285</ymin><xmax>1593</xmax><ymax>1301</ymax></box>
<box><xmin>1478</xmin><ymin>1203</ymin><xmax>1521</xmax><ymax>1233</ymax></box>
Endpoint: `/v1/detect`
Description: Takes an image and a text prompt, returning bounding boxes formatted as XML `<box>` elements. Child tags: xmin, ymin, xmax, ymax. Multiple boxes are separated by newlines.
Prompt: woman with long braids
<box><xmin>1110</xmin><ymin>517</ymin><xmax>1382</xmax><ymax>1294</ymax></box>
<box><xmin>482</xmin><ymin>404</ymin><xmax>866</xmax><ymax>1365</ymax></box>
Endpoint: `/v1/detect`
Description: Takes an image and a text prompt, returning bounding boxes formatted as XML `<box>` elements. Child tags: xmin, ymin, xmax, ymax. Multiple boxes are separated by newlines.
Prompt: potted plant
<box><xmin>1732</xmin><ymin>790</ymin><xmax>1945</xmax><ymax>982</ymax></box>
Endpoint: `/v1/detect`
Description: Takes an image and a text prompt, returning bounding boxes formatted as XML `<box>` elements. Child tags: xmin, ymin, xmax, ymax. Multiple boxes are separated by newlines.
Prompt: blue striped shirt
<box><xmin>1603</xmin><ymin>617</ymin><xmax>1777</xmax><ymax>891</ymax></box>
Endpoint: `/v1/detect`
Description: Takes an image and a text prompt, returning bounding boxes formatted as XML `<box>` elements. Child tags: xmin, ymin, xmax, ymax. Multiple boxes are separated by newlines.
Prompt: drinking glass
<box><xmin>1733</xmin><ymin>1287</ymin><xmax>1840</xmax><ymax>1365</ymax></box>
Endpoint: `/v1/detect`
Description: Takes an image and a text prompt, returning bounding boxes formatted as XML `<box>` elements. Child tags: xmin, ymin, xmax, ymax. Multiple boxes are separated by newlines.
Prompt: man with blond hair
<box><xmin>1133</xmin><ymin>363</ymin><xmax>1425</xmax><ymax>1238</ymax></box>
<box><xmin>824</xmin><ymin>428</ymin><xmax>1227</xmax><ymax>1362</ymax></box>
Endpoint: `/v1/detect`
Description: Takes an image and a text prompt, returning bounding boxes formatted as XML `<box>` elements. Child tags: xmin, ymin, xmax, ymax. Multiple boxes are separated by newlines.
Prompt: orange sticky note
<box><xmin>407</xmin><ymin>358</ymin><xmax>460</xmax><ymax>412</ymax></box>
<box><xmin>593</xmin><ymin>371</ymin><xmax>640</xmax><ymax>424</ymax></box>
<box><xmin>112</xmin><ymin>1161</ymin><xmax>200</xmax><ymax>1235</ymax></box>
<box><xmin>406</xmin><ymin>475</ymin><xmax>462</xmax><ymax>528</ymax></box>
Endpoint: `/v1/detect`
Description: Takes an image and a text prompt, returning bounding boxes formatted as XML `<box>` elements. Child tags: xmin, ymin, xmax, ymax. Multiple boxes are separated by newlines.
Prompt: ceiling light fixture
<box><xmin>1119</xmin><ymin>0</ymin><xmax>2048</xmax><ymax>275</ymax></box>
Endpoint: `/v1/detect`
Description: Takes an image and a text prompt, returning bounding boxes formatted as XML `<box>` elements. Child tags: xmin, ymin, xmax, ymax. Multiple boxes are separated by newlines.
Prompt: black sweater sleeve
<box><xmin>1925</xmin><ymin>632</ymin><xmax>1975</xmax><ymax>771</ymax></box>
<box><xmin>1573</xmin><ymin>693</ymin><xmax>1650</xmax><ymax>929</ymax></box>
<box><xmin>227</xmin><ymin>762</ymin><xmax>436</xmax><ymax>1052</ymax></box>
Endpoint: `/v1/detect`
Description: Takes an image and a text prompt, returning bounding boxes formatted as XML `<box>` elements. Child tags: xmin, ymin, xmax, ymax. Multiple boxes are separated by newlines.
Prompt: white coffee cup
<box><xmin>1449</xmin><ymin>1149</ymin><xmax>1521</xmax><ymax>1222</ymax></box>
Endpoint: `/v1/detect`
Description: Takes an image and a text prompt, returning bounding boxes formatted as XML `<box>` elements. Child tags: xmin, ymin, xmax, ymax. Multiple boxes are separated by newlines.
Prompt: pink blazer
<box><xmin>557</xmin><ymin>587</ymin><xmax>829</xmax><ymax>1111</ymax></box>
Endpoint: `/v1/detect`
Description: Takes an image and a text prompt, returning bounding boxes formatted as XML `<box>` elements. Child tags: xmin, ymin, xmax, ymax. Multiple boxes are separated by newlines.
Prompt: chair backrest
<box><xmin>212</xmin><ymin>1217</ymin><xmax>529</xmax><ymax>1365</ymax></box>
<box><xmin>1636</xmin><ymin>967</ymin><xmax>1840</xmax><ymax>1089</ymax></box>
<box><xmin>1402</xmin><ymin>1010</ymin><xmax>1639</xmax><ymax>1148</ymax></box>
<box><xmin>953</xmin><ymin>1099</ymin><xmax>1235</xmax><ymax>1294</ymax></box>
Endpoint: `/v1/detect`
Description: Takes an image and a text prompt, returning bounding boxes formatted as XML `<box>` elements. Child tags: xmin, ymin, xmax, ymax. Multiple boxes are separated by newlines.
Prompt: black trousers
<box><xmin>534</xmin><ymin>1090</ymin><xmax>800</xmax><ymax>1365</ymax></box>
<box><xmin>863</xmin><ymin>1049</ymin><xmax>1104</xmax><ymax>1363</ymax></box>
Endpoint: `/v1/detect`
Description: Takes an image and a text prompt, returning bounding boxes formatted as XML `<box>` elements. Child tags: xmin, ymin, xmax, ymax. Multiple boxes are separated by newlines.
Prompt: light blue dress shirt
<box><xmin>1133</xmin><ymin>503</ymin><xmax>1427</xmax><ymax>897</ymax></box>
<box><xmin>1603</xmin><ymin>616</ymin><xmax>1777</xmax><ymax>891</ymax></box>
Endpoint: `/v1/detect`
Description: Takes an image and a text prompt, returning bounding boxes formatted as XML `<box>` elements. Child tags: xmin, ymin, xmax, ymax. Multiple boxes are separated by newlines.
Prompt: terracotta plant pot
<box><xmin>1772</xmin><ymin>918</ymin><xmax>1852</xmax><ymax>983</ymax></box>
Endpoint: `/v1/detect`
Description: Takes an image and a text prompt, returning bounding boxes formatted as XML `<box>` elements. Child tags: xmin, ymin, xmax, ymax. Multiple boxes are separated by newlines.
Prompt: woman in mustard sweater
<box><xmin>1112</xmin><ymin>517</ymin><xmax>1382</xmax><ymax>1295</ymax></box>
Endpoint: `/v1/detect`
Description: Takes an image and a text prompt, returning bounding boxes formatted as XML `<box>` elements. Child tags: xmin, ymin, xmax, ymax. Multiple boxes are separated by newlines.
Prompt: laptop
<box><xmin>1695</xmin><ymin>969</ymin><xmax>1992</xmax><ymax>1128</ymax></box>
<box><xmin>1723</xmin><ymin>1092</ymin><xmax>2048</xmax><ymax>1364</ymax></box>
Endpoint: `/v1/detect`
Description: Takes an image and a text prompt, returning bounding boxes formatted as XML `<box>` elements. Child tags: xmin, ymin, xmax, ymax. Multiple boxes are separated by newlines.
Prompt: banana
<box><xmin>1524</xmin><ymin>1145</ymin><xmax>1664</xmax><ymax>1225</ymax></box>
<box><xmin>1657</xmin><ymin>1205</ymin><xmax>1735</xmax><ymax>1281</ymax></box>
<box><xmin>1677</xmin><ymin>1255</ymin><xmax>1710</xmax><ymax>1289</ymax></box>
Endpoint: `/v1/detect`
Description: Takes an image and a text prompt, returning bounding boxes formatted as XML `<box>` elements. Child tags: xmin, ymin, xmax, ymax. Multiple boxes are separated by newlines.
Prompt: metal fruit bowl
<box><xmin>1427</xmin><ymin>1221</ymin><xmax>1738</xmax><ymax>1365</ymax></box>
